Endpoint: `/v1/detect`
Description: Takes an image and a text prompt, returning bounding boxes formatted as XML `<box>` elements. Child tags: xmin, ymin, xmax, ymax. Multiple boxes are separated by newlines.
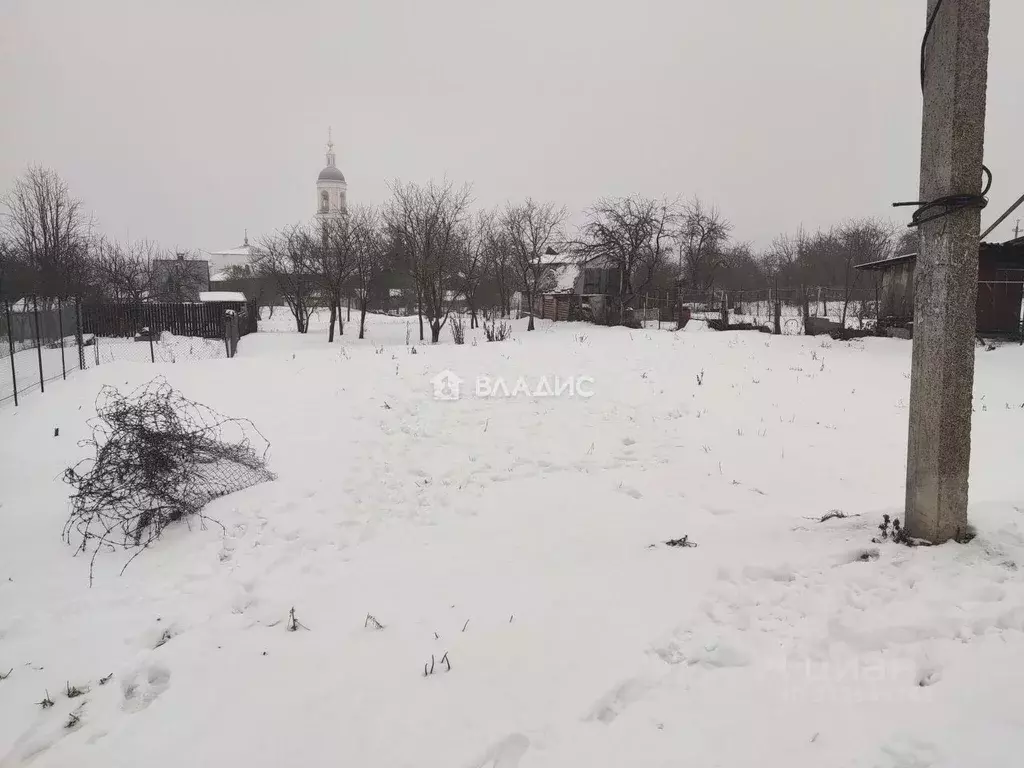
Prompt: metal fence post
<box><xmin>5</xmin><ymin>300</ymin><xmax>18</xmax><ymax>407</ymax></box>
<box><xmin>58</xmin><ymin>297</ymin><xmax>67</xmax><ymax>380</ymax></box>
<box><xmin>224</xmin><ymin>313</ymin><xmax>231</xmax><ymax>358</ymax></box>
<box><xmin>148</xmin><ymin>326</ymin><xmax>156</xmax><ymax>363</ymax></box>
<box><xmin>75</xmin><ymin>297</ymin><xmax>86</xmax><ymax>370</ymax></box>
<box><xmin>32</xmin><ymin>295</ymin><xmax>44</xmax><ymax>394</ymax></box>
<box><xmin>223</xmin><ymin>311</ymin><xmax>239</xmax><ymax>358</ymax></box>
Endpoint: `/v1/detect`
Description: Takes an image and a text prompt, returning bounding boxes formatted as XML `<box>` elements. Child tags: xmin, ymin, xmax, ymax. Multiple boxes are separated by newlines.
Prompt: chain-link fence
<box><xmin>1</xmin><ymin>297</ymin><xmax>85</xmax><ymax>405</ymax></box>
<box><xmin>2</xmin><ymin>297</ymin><xmax>251</xmax><ymax>407</ymax></box>
<box><xmin>628</xmin><ymin>287</ymin><xmax>880</xmax><ymax>335</ymax></box>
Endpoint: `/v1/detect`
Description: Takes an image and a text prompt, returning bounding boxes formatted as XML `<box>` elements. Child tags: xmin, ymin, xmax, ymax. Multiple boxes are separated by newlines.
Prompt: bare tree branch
<box><xmin>570</xmin><ymin>195</ymin><xmax>680</xmax><ymax>323</ymax></box>
<box><xmin>501</xmin><ymin>198</ymin><xmax>567</xmax><ymax>331</ymax></box>
<box><xmin>383</xmin><ymin>179</ymin><xmax>473</xmax><ymax>343</ymax></box>
<box><xmin>680</xmin><ymin>197</ymin><xmax>732</xmax><ymax>292</ymax></box>
<box><xmin>1</xmin><ymin>166</ymin><xmax>93</xmax><ymax>297</ymax></box>
<box><xmin>252</xmin><ymin>224</ymin><xmax>317</xmax><ymax>333</ymax></box>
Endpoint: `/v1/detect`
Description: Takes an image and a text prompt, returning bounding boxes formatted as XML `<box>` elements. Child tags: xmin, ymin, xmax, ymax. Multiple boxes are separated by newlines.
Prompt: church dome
<box><xmin>318</xmin><ymin>165</ymin><xmax>346</xmax><ymax>182</ymax></box>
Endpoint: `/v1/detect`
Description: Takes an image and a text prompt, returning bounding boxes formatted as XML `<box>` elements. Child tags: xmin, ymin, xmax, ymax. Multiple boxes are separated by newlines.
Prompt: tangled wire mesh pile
<box><xmin>64</xmin><ymin>377</ymin><xmax>275</xmax><ymax>581</ymax></box>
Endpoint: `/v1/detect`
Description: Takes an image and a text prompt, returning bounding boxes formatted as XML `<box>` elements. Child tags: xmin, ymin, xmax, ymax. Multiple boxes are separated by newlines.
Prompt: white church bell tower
<box><xmin>316</xmin><ymin>128</ymin><xmax>347</xmax><ymax>219</ymax></box>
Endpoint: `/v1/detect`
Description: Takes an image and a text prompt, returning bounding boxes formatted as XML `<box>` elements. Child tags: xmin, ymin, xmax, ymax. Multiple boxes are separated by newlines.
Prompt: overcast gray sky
<box><xmin>2</xmin><ymin>0</ymin><xmax>1022</xmax><ymax>253</ymax></box>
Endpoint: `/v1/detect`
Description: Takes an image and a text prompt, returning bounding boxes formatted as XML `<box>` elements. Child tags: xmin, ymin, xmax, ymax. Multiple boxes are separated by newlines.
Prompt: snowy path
<box><xmin>2</xmin><ymin>316</ymin><xmax>1024</xmax><ymax>766</ymax></box>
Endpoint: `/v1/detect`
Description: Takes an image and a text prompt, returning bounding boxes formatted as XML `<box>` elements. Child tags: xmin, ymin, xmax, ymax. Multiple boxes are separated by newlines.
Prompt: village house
<box><xmin>150</xmin><ymin>254</ymin><xmax>210</xmax><ymax>302</ymax></box>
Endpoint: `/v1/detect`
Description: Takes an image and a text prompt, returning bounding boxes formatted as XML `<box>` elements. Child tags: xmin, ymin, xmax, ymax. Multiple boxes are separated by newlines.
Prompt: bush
<box><xmin>484</xmin><ymin>319</ymin><xmax>512</xmax><ymax>342</ymax></box>
<box><xmin>450</xmin><ymin>315</ymin><xmax>465</xmax><ymax>345</ymax></box>
<box><xmin>63</xmin><ymin>377</ymin><xmax>275</xmax><ymax>581</ymax></box>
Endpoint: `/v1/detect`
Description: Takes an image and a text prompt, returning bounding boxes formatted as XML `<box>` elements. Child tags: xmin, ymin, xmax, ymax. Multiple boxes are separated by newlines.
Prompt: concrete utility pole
<box><xmin>905</xmin><ymin>0</ymin><xmax>991</xmax><ymax>543</ymax></box>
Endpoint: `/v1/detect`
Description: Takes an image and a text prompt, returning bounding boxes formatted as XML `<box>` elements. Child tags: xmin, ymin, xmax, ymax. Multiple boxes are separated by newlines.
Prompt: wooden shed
<box><xmin>855</xmin><ymin>237</ymin><xmax>1024</xmax><ymax>337</ymax></box>
<box><xmin>529</xmin><ymin>253</ymin><xmax>623</xmax><ymax>323</ymax></box>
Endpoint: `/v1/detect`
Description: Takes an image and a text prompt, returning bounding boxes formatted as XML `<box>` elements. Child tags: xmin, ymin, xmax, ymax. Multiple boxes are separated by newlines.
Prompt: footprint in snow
<box><xmin>840</xmin><ymin>547</ymin><xmax>880</xmax><ymax>564</ymax></box>
<box><xmin>121</xmin><ymin>665</ymin><xmax>171</xmax><ymax>714</ymax></box>
<box><xmin>916</xmin><ymin>663</ymin><xmax>942</xmax><ymax>687</ymax></box>
<box><xmin>585</xmin><ymin>677</ymin><xmax>658</xmax><ymax>723</ymax></box>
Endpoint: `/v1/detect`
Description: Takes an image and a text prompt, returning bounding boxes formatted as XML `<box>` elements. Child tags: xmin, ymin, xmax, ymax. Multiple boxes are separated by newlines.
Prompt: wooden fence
<box><xmin>81</xmin><ymin>299</ymin><xmax>258</xmax><ymax>340</ymax></box>
<box><xmin>538</xmin><ymin>294</ymin><xmax>583</xmax><ymax>321</ymax></box>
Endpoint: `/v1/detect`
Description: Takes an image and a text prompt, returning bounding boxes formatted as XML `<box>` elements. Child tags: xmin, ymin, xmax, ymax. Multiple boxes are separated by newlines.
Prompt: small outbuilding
<box><xmin>855</xmin><ymin>237</ymin><xmax>1024</xmax><ymax>338</ymax></box>
<box><xmin>198</xmin><ymin>291</ymin><xmax>257</xmax><ymax>336</ymax></box>
<box><xmin>529</xmin><ymin>252</ymin><xmax>625</xmax><ymax>323</ymax></box>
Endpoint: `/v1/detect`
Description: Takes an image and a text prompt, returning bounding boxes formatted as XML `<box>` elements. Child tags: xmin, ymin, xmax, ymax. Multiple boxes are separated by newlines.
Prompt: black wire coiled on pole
<box><xmin>893</xmin><ymin>167</ymin><xmax>992</xmax><ymax>228</ymax></box>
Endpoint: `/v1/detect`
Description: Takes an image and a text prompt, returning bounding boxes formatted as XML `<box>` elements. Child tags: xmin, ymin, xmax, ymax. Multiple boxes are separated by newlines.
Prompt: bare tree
<box><xmin>483</xmin><ymin>216</ymin><xmax>516</xmax><ymax>318</ymax></box>
<box><xmin>314</xmin><ymin>216</ymin><xmax>357</xmax><ymax>342</ymax></box>
<box><xmin>221</xmin><ymin>263</ymin><xmax>254</xmax><ymax>280</ymax></box>
<box><xmin>93</xmin><ymin>238</ymin><xmax>156</xmax><ymax>302</ymax></box>
<box><xmin>896</xmin><ymin>228</ymin><xmax>918</xmax><ymax>257</ymax></box>
<box><xmin>150</xmin><ymin>250</ymin><xmax>208</xmax><ymax>302</ymax></box>
<box><xmin>767</xmin><ymin>228</ymin><xmax>813</xmax><ymax>333</ymax></box>
<box><xmin>253</xmin><ymin>224</ymin><xmax>317</xmax><ymax>333</ymax></box>
<box><xmin>384</xmin><ymin>179</ymin><xmax>473</xmax><ymax>343</ymax></box>
<box><xmin>680</xmin><ymin>197</ymin><xmax>732</xmax><ymax>292</ymax></box>
<box><xmin>501</xmin><ymin>199</ymin><xmax>567</xmax><ymax>331</ymax></box>
<box><xmin>454</xmin><ymin>210</ymin><xmax>493</xmax><ymax>329</ymax></box>
<box><xmin>1</xmin><ymin>166</ymin><xmax>92</xmax><ymax>296</ymax></box>
<box><xmin>0</xmin><ymin>232</ymin><xmax>27</xmax><ymax>299</ymax></box>
<box><xmin>798</xmin><ymin>229</ymin><xmax>838</xmax><ymax>315</ymax></box>
<box><xmin>715</xmin><ymin>242</ymin><xmax>766</xmax><ymax>293</ymax></box>
<box><xmin>572</xmin><ymin>195</ymin><xmax>679</xmax><ymax>324</ymax></box>
<box><xmin>836</xmin><ymin>218</ymin><xmax>899</xmax><ymax>328</ymax></box>
<box><xmin>349</xmin><ymin>205</ymin><xmax>384</xmax><ymax>339</ymax></box>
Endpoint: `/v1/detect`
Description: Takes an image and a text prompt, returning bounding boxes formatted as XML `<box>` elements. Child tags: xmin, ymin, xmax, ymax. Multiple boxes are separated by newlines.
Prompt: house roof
<box><xmin>856</xmin><ymin>238</ymin><xmax>1024</xmax><ymax>271</ymax></box>
<box><xmin>551</xmin><ymin>265</ymin><xmax>579</xmax><ymax>292</ymax></box>
<box><xmin>854</xmin><ymin>253</ymin><xmax>917</xmax><ymax>271</ymax></box>
<box><xmin>199</xmin><ymin>291</ymin><xmax>246</xmax><ymax>303</ymax></box>
<box><xmin>209</xmin><ymin>245</ymin><xmax>252</xmax><ymax>258</ymax></box>
<box><xmin>538</xmin><ymin>250</ymin><xmax>567</xmax><ymax>266</ymax></box>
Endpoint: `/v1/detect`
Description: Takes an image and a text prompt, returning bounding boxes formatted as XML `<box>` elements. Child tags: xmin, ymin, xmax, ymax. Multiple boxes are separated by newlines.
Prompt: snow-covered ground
<box><xmin>2</xmin><ymin>333</ymin><xmax>226</xmax><ymax>405</ymax></box>
<box><xmin>3</xmin><ymin>311</ymin><xmax>1024</xmax><ymax>767</ymax></box>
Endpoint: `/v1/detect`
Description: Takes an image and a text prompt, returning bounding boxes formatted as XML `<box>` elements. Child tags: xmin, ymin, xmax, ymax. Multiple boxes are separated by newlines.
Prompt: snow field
<box><xmin>2</xmin><ymin>313</ymin><xmax>1024</xmax><ymax>766</ymax></box>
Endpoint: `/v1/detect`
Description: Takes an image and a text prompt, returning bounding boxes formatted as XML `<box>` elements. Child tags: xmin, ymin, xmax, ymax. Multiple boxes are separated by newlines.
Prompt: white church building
<box><xmin>316</xmin><ymin>130</ymin><xmax>347</xmax><ymax>219</ymax></box>
<box><xmin>209</xmin><ymin>132</ymin><xmax>346</xmax><ymax>280</ymax></box>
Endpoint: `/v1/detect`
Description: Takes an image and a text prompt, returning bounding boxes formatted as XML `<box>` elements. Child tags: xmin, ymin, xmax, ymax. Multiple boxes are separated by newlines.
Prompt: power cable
<box><xmin>894</xmin><ymin>0</ymin><xmax>991</xmax><ymax>229</ymax></box>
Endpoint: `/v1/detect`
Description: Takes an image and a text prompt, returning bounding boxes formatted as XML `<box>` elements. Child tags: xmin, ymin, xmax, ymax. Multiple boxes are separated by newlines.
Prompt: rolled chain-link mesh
<box><xmin>63</xmin><ymin>377</ymin><xmax>275</xmax><ymax>581</ymax></box>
